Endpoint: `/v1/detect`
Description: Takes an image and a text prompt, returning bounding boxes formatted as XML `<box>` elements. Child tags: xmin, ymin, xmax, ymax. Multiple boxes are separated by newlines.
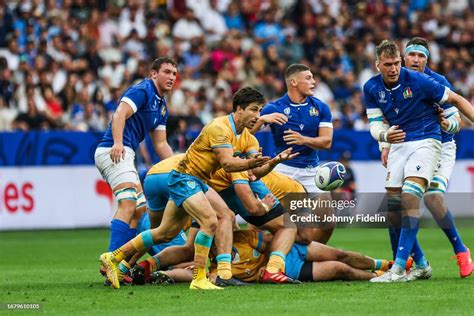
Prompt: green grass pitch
<box><xmin>1</xmin><ymin>227</ymin><xmax>473</xmax><ymax>315</ymax></box>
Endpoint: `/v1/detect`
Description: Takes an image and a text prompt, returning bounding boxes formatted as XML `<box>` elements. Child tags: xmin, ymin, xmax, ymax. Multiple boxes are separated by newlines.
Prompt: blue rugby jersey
<box><xmin>424</xmin><ymin>67</ymin><xmax>457</xmax><ymax>143</ymax></box>
<box><xmin>98</xmin><ymin>78</ymin><xmax>168</xmax><ymax>151</ymax></box>
<box><xmin>261</xmin><ymin>93</ymin><xmax>333</xmax><ymax>168</ymax></box>
<box><xmin>364</xmin><ymin>67</ymin><xmax>449</xmax><ymax>142</ymax></box>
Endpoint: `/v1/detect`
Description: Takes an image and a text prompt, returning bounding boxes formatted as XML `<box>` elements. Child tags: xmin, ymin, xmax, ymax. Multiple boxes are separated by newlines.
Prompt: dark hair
<box><xmin>406</xmin><ymin>37</ymin><xmax>429</xmax><ymax>50</ymax></box>
<box><xmin>232</xmin><ymin>87</ymin><xmax>264</xmax><ymax>111</ymax></box>
<box><xmin>285</xmin><ymin>63</ymin><xmax>311</xmax><ymax>80</ymax></box>
<box><xmin>151</xmin><ymin>57</ymin><xmax>178</xmax><ymax>72</ymax></box>
<box><xmin>375</xmin><ymin>40</ymin><xmax>400</xmax><ymax>60</ymax></box>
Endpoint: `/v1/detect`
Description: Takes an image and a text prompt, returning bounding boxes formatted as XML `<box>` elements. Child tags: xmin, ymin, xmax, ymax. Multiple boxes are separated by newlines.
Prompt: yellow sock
<box><xmin>266</xmin><ymin>252</ymin><xmax>285</xmax><ymax>273</ymax></box>
<box><xmin>193</xmin><ymin>231</ymin><xmax>213</xmax><ymax>281</ymax></box>
<box><xmin>112</xmin><ymin>231</ymin><xmax>154</xmax><ymax>263</ymax></box>
<box><xmin>217</xmin><ymin>261</ymin><xmax>232</xmax><ymax>279</ymax></box>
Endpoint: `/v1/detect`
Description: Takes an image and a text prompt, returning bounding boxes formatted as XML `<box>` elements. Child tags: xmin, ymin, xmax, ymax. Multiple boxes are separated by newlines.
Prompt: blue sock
<box><xmin>395</xmin><ymin>216</ymin><xmax>420</xmax><ymax>270</ymax></box>
<box><xmin>410</xmin><ymin>239</ymin><xmax>428</xmax><ymax>268</ymax></box>
<box><xmin>109</xmin><ymin>219</ymin><xmax>131</xmax><ymax>251</ymax></box>
<box><xmin>434</xmin><ymin>210</ymin><xmax>467</xmax><ymax>254</ymax></box>
<box><xmin>388</xmin><ymin>226</ymin><xmax>401</xmax><ymax>260</ymax></box>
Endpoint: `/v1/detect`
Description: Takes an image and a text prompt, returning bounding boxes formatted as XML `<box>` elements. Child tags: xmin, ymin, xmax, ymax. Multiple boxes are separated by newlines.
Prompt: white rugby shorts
<box><xmin>274</xmin><ymin>163</ymin><xmax>323</xmax><ymax>193</ymax></box>
<box><xmin>94</xmin><ymin>146</ymin><xmax>139</xmax><ymax>190</ymax></box>
<box><xmin>385</xmin><ymin>138</ymin><xmax>441</xmax><ymax>188</ymax></box>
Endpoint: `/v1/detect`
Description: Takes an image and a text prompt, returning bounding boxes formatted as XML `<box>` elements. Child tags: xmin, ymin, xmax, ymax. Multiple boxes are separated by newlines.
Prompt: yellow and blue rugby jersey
<box><xmin>208</xmin><ymin>169</ymin><xmax>249</xmax><ymax>193</ymax></box>
<box><xmin>147</xmin><ymin>153</ymin><xmax>185</xmax><ymax>175</ymax></box>
<box><xmin>261</xmin><ymin>171</ymin><xmax>306</xmax><ymax>201</ymax></box>
<box><xmin>175</xmin><ymin>115</ymin><xmax>259</xmax><ymax>182</ymax></box>
<box><xmin>211</xmin><ymin>230</ymin><xmax>268</xmax><ymax>282</ymax></box>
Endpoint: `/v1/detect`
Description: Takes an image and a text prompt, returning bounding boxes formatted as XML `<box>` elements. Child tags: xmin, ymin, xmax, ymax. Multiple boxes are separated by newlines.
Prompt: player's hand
<box><xmin>260</xmin><ymin>113</ymin><xmax>288</xmax><ymax>125</ymax></box>
<box><xmin>248</xmin><ymin>153</ymin><xmax>271</xmax><ymax>168</ymax></box>
<box><xmin>260</xmin><ymin>193</ymin><xmax>275</xmax><ymax>214</ymax></box>
<box><xmin>385</xmin><ymin>125</ymin><xmax>405</xmax><ymax>143</ymax></box>
<box><xmin>439</xmin><ymin>116</ymin><xmax>450</xmax><ymax>131</ymax></box>
<box><xmin>283</xmin><ymin>129</ymin><xmax>306</xmax><ymax>145</ymax></box>
<box><xmin>110</xmin><ymin>143</ymin><xmax>125</xmax><ymax>163</ymax></box>
<box><xmin>381</xmin><ymin>147</ymin><xmax>389</xmax><ymax>168</ymax></box>
<box><xmin>272</xmin><ymin>147</ymin><xmax>300</xmax><ymax>164</ymax></box>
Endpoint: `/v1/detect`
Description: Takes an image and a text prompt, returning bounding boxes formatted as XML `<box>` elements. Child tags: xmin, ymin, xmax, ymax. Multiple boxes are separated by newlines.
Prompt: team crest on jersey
<box><xmin>378</xmin><ymin>91</ymin><xmax>387</xmax><ymax>103</ymax></box>
<box><xmin>161</xmin><ymin>105</ymin><xmax>166</xmax><ymax>116</ymax></box>
<box><xmin>309</xmin><ymin>107</ymin><xmax>319</xmax><ymax>116</ymax></box>
<box><xmin>403</xmin><ymin>87</ymin><xmax>413</xmax><ymax>99</ymax></box>
<box><xmin>252</xmin><ymin>249</ymin><xmax>260</xmax><ymax>258</ymax></box>
<box><xmin>187</xmin><ymin>180</ymin><xmax>196</xmax><ymax>189</ymax></box>
<box><xmin>283</xmin><ymin>107</ymin><xmax>291</xmax><ymax>116</ymax></box>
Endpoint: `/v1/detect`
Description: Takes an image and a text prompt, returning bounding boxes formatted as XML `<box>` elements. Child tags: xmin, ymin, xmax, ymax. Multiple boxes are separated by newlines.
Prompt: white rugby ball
<box><xmin>314</xmin><ymin>161</ymin><xmax>346</xmax><ymax>191</ymax></box>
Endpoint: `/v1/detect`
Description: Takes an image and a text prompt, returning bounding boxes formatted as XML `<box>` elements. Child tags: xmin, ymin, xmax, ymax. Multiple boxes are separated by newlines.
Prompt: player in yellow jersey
<box><xmin>260</xmin><ymin>171</ymin><xmax>335</xmax><ymax>245</ymax></box>
<box><xmin>100</xmin><ymin>87</ymin><xmax>271</xmax><ymax>290</ymax></box>
<box><xmin>145</xmin><ymin>230</ymin><xmax>389</xmax><ymax>284</ymax></box>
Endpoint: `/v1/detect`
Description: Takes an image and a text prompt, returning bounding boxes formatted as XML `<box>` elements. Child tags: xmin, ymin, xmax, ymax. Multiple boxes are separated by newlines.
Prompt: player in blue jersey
<box><xmin>379</xmin><ymin>37</ymin><xmax>472</xmax><ymax>279</ymax></box>
<box><xmin>364</xmin><ymin>40</ymin><xmax>473</xmax><ymax>282</ymax></box>
<box><xmin>94</xmin><ymin>57</ymin><xmax>176</xmax><ymax>256</ymax></box>
<box><xmin>251</xmin><ymin>63</ymin><xmax>335</xmax><ymax>244</ymax></box>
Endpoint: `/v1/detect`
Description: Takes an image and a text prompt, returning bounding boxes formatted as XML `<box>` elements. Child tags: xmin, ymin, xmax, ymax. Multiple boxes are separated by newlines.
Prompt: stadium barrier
<box><xmin>0</xmin><ymin>130</ymin><xmax>473</xmax><ymax>230</ymax></box>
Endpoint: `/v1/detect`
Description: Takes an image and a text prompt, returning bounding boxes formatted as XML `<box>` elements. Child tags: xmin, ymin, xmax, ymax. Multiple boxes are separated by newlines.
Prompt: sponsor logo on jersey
<box><xmin>309</xmin><ymin>107</ymin><xmax>319</xmax><ymax>116</ymax></box>
<box><xmin>299</xmin><ymin>124</ymin><xmax>304</xmax><ymax>130</ymax></box>
<box><xmin>416</xmin><ymin>165</ymin><xmax>421</xmax><ymax>171</ymax></box>
<box><xmin>394</xmin><ymin>108</ymin><xmax>399</xmax><ymax>115</ymax></box>
<box><xmin>386</xmin><ymin>172</ymin><xmax>391</xmax><ymax>181</ymax></box>
<box><xmin>403</xmin><ymin>87</ymin><xmax>413</xmax><ymax>99</ymax></box>
<box><xmin>378</xmin><ymin>91</ymin><xmax>387</xmax><ymax>103</ymax></box>
<box><xmin>161</xmin><ymin>105</ymin><xmax>166</xmax><ymax>116</ymax></box>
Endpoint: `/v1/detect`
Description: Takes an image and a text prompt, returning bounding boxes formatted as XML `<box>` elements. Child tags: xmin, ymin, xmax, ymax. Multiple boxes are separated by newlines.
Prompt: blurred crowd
<box><xmin>0</xmin><ymin>0</ymin><xmax>473</xmax><ymax>149</ymax></box>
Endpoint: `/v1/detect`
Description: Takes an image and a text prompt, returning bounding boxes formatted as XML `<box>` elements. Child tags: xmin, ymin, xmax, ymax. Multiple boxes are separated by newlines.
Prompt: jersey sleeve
<box><xmin>318</xmin><ymin>102</ymin><xmax>333</xmax><ymax>128</ymax></box>
<box><xmin>208</xmin><ymin>122</ymin><xmax>232</xmax><ymax>149</ymax></box>
<box><xmin>243</xmin><ymin>134</ymin><xmax>260</xmax><ymax>157</ymax></box>
<box><xmin>418</xmin><ymin>73</ymin><xmax>450</xmax><ymax>105</ymax></box>
<box><xmin>363</xmin><ymin>81</ymin><xmax>379</xmax><ymax>110</ymax></box>
<box><xmin>230</xmin><ymin>171</ymin><xmax>250</xmax><ymax>185</ymax></box>
<box><xmin>120</xmin><ymin>88</ymin><xmax>147</xmax><ymax>113</ymax></box>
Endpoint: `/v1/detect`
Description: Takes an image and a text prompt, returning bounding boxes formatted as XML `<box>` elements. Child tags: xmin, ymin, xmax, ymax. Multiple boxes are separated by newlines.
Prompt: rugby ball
<box><xmin>314</xmin><ymin>161</ymin><xmax>346</xmax><ymax>191</ymax></box>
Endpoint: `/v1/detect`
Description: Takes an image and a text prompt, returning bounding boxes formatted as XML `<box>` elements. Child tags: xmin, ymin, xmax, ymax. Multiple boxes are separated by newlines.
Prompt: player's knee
<box><xmin>115</xmin><ymin>187</ymin><xmax>138</xmax><ymax>214</ymax></box>
<box><xmin>423</xmin><ymin>193</ymin><xmax>442</xmax><ymax>210</ymax></box>
<box><xmin>201</xmin><ymin>213</ymin><xmax>218</xmax><ymax>234</ymax></box>
<box><xmin>296</xmin><ymin>229</ymin><xmax>313</xmax><ymax>245</ymax></box>
<box><xmin>219</xmin><ymin>207</ymin><xmax>235</xmax><ymax>222</ymax></box>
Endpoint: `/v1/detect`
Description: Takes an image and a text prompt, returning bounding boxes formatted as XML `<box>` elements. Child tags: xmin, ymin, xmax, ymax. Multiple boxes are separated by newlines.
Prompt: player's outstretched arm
<box><xmin>213</xmin><ymin>147</ymin><xmax>270</xmax><ymax>173</ymax></box>
<box><xmin>150</xmin><ymin>129</ymin><xmax>173</xmax><ymax>160</ymax></box>
<box><xmin>251</xmin><ymin>147</ymin><xmax>299</xmax><ymax>179</ymax></box>
<box><xmin>110</xmin><ymin>101</ymin><xmax>134</xmax><ymax>163</ymax></box>
<box><xmin>250</xmin><ymin>113</ymin><xmax>288</xmax><ymax>135</ymax></box>
<box><xmin>445</xmin><ymin>90</ymin><xmax>474</xmax><ymax>122</ymax></box>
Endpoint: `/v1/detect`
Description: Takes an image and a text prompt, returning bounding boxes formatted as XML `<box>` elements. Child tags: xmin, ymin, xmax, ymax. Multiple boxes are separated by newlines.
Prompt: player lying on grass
<box><xmin>133</xmin><ymin>228</ymin><xmax>390</xmax><ymax>284</ymax></box>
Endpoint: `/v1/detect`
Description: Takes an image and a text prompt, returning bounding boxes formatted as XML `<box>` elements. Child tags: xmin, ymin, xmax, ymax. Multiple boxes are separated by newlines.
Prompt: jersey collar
<box><xmin>228</xmin><ymin>114</ymin><xmax>238</xmax><ymax>136</ymax></box>
<box><xmin>380</xmin><ymin>68</ymin><xmax>405</xmax><ymax>91</ymax></box>
<box><xmin>147</xmin><ymin>78</ymin><xmax>163</xmax><ymax>100</ymax></box>
<box><xmin>283</xmin><ymin>93</ymin><xmax>309</xmax><ymax>107</ymax></box>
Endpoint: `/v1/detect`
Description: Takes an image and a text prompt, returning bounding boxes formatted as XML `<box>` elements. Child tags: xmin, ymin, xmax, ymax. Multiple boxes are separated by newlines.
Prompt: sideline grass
<box><xmin>1</xmin><ymin>228</ymin><xmax>473</xmax><ymax>315</ymax></box>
